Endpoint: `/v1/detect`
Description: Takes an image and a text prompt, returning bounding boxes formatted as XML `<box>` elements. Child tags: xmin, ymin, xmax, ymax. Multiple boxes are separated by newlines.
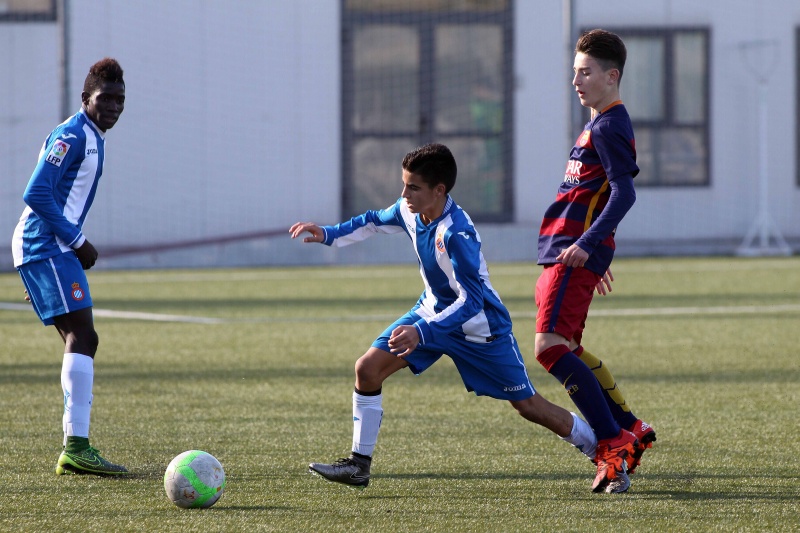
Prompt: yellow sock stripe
<box><xmin>578</xmin><ymin>348</ymin><xmax>631</xmax><ymax>413</ymax></box>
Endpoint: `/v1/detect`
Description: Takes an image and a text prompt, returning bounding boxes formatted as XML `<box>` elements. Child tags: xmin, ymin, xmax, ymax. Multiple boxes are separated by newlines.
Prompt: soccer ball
<box><xmin>164</xmin><ymin>450</ymin><xmax>226</xmax><ymax>509</ymax></box>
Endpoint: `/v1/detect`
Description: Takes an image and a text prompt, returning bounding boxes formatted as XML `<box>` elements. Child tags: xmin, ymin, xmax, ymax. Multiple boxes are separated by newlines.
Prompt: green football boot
<box><xmin>55</xmin><ymin>446</ymin><xmax>129</xmax><ymax>476</ymax></box>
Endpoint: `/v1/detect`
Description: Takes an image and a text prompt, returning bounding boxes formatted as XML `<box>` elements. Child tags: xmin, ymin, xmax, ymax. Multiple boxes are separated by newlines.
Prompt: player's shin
<box><xmin>575</xmin><ymin>346</ymin><xmax>637</xmax><ymax>429</ymax></box>
<box><xmin>561</xmin><ymin>412</ymin><xmax>597</xmax><ymax>460</ymax></box>
<box><xmin>537</xmin><ymin>345</ymin><xmax>620</xmax><ymax>440</ymax></box>
<box><xmin>61</xmin><ymin>352</ymin><xmax>94</xmax><ymax>451</ymax></box>
<box><xmin>352</xmin><ymin>388</ymin><xmax>383</xmax><ymax>457</ymax></box>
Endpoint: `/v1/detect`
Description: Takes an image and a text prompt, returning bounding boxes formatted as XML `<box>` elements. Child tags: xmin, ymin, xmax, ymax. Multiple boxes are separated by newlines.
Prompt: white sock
<box><xmin>561</xmin><ymin>412</ymin><xmax>597</xmax><ymax>460</ymax></box>
<box><xmin>61</xmin><ymin>353</ymin><xmax>94</xmax><ymax>443</ymax></box>
<box><xmin>352</xmin><ymin>391</ymin><xmax>383</xmax><ymax>457</ymax></box>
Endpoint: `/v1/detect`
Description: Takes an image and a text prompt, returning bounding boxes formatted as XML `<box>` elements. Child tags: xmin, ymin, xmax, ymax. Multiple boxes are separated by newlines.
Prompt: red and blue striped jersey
<box><xmin>538</xmin><ymin>102</ymin><xmax>638</xmax><ymax>275</ymax></box>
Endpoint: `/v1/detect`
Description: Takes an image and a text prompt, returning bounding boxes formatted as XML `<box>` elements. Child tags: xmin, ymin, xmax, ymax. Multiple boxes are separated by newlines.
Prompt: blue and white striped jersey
<box><xmin>12</xmin><ymin>110</ymin><xmax>106</xmax><ymax>267</ymax></box>
<box><xmin>322</xmin><ymin>196</ymin><xmax>513</xmax><ymax>346</ymax></box>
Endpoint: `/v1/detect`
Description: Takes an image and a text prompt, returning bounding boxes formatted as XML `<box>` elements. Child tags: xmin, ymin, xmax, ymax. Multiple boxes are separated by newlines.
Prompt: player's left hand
<box><xmin>595</xmin><ymin>268</ymin><xmax>614</xmax><ymax>295</ymax></box>
<box><xmin>74</xmin><ymin>239</ymin><xmax>98</xmax><ymax>270</ymax></box>
<box><xmin>556</xmin><ymin>243</ymin><xmax>589</xmax><ymax>268</ymax></box>
<box><xmin>388</xmin><ymin>325</ymin><xmax>419</xmax><ymax>358</ymax></box>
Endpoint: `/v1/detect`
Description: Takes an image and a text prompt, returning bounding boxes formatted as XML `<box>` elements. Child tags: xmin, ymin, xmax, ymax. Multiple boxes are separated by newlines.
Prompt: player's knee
<box><xmin>535</xmin><ymin>344</ymin><xmax>571</xmax><ymax>372</ymax></box>
<box><xmin>510</xmin><ymin>395</ymin><xmax>555</xmax><ymax>427</ymax></box>
<box><xmin>68</xmin><ymin>327</ymin><xmax>99</xmax><ymax>357</ymax></box>
<box><xmin>87</xmin><ymin>328</ymin><xmax>99</xmax><ymax>355</ymax></box>
<box><xmin>354</xmin><ymin>355</ymin><xmax>376</xmax><ymax>384</ymax></box>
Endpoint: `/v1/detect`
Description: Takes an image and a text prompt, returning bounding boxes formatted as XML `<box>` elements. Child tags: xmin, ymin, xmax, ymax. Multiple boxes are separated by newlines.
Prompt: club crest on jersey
<box><xmin>578</xmin><ymin>130</ymin><xmax>591</xmax><ymax>147</ymax></box>
<box><xmin>46</xmin><ymin>140</ymin><xmax>71</xmax><ymax>167</ymax></box>
<box><xmin>435</xmin><ymin>235</ymin><xmax>446</xmax><ymax>253</ymax></box>
<box><xmin>71</xmin><ymin>282</ymin><xmax>85</xmax><ymax>301</ymax></box>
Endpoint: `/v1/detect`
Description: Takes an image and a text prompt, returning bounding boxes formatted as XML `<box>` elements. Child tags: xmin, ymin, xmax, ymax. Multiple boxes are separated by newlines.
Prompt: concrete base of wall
<box><xmin>2</xmin><ymin>225</ymin><xmax>793</xmax><ymax>273</ymax></box>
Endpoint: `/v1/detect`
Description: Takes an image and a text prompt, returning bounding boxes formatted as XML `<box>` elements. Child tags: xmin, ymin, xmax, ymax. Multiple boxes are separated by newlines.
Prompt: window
<box><xmin>0</xmin><ymin>0</ymin><xmax>55</xmax><ymax>21</ymax></box>
<box><xmin>342</xmin><ymin>0</ymin><xmax>514</xmax><ymax>221</ymax></box>
<box><xmin>577</xmin><ymin>28</ymin><xmax>710</xmax><ymax>187</ymax></box>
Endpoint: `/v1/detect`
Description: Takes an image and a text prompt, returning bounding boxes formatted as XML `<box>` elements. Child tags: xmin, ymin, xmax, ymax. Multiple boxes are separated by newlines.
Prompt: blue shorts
<box><xmin>17</xmin><ymin>253</ymin><xmax>93</xmax><ymax>326</ymax></box>
<box><xmin>372</xmin><ymin>312</ymin><xmax>536</xmax><ymax>401</ymax></box>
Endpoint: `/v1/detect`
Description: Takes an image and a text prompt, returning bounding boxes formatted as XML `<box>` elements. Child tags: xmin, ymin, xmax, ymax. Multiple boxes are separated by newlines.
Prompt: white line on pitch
<box><xmin>0</xmin><ymin>302</ymin><xmax>223</xmax><ymax>324</ymax></box>
<box><xmin>509</xmin><ymin>303</ymin><xmax>800</xmax><ymax>319</ymax></box>
<box><xmin>2</xmin><ymin>302</ymin><xmax>799</xmax><ymax>324</ymax></box>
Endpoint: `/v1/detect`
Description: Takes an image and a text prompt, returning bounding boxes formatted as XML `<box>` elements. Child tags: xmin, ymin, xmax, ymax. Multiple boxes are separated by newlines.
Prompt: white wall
<box><xmin>0</xmin><ymin>22</ymin><xmax>61</xmax><ymax>265</ymax></box>
<box><xmin>1</xmin><ymin>0</ymin><xmax>797</xmax><ymax>271</ymax></box>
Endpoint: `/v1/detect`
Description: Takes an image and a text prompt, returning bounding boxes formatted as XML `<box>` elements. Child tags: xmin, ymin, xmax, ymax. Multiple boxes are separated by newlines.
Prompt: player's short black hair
<box><xmin>576</xmin><ymin>29</ymin><xmax>627</xmax><ymax>81</ymax></box>
<box><xmin>83</xmin><ymin>57</ymin><xmax>125</xmax><ymax>95</ymax></box>
<box><xmin>402</xmin><ymin>143</ymin><xmax>457</xmax><ymax>193</ymax></box>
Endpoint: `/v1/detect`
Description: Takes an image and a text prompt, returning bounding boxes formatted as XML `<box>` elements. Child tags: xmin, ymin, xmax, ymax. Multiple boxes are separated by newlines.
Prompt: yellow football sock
<box><xmin>577</xmin><ymin>347</ymin><xmax>631</xmax><ymax>413</ymax></box>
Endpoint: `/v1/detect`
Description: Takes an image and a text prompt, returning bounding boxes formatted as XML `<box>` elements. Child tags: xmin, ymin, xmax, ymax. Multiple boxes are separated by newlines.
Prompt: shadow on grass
<box><xmin>355</xmin><ymin>471</ymin><xmax>800</xmax><ymax>503</ymax></box>
<box><xmin>380</xmin><ymin>471</ymin><xmax>587</xmax><ymax>482</ymax></box>
<box><xmin>615</xmin><ymin>472</ymin><xmax>800</xmax><ymax>502</ymax></box>
<box><xmin>5</xmin><ymin>361</ymin><xmax>797</xmax><ymax>387</ymax></box>
<box><xmin>214</xmin><ymin>505</ymin><xmax>293</xmax><ymax>511</ymax></box>
<box><xmin>0</xmin><ymin>363</ymin><xmax>354</xmax><ymax>385</ymax></box>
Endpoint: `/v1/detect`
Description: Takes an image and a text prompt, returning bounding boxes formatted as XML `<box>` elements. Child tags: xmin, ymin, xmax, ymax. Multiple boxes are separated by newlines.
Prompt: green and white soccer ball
<box><xmin>164</xmin><ymin>450</ymin><xmax>226</xmax><ymax>509</ymax></box>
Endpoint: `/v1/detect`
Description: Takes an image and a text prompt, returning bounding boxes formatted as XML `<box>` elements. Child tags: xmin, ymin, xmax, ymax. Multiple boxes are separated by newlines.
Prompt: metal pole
<box><xmin>57</xmin><ymin>0</ymin><xmax>70</xmax><ymax>120</ymax></box>
<box><xmin>735</xmin><ymin>40</ymin><xmax>791</xmax><ymax>256</ymax></box>
<box><xmin>564</xmin><ymin>0</ymin><xmax>581</xmax><ymax>142</ymax></box>
<box><xmin>757</xmin><ymin>81</ymin><xmax>769</xmax><ymax>248</ymax></box>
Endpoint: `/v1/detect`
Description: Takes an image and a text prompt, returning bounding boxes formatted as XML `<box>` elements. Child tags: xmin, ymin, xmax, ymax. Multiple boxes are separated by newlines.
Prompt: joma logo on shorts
<box><xmin>504</xmin><ymin>383</ymin><xmax>527</xmax><ymax>392</ymax></box>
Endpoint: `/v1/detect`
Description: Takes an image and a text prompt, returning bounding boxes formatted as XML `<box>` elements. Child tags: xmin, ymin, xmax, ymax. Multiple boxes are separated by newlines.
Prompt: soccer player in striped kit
<box><xmin>11</xmin><ymin>58</ymin><xmax>128</xmax><ymax>476</ymax></box>
<box><xmin>534</xmin><ymin>29</ymin><xmax>656</xmax><ymax>494</ymax></box>
<box><xmin>292</xmin><ymin>143</ymin><xmax>599</xmax><ymax>490</ymax></box>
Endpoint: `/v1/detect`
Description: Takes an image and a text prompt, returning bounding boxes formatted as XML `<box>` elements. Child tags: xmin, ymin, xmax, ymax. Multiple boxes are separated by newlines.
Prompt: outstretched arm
<box><xmin>289</xmin><ymin>222</ymin><xmax>325</xmax><ymax>243</ymax></box>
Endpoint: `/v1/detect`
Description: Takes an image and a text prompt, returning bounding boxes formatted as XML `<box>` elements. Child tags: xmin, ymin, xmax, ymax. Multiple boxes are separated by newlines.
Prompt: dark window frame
<box><xmin>796</xmin><ymin>27</ymin><xmax>800</xmax><ymax>187</ymax></box>
<box><xmin>0</xmin><ymin>0</ymin><xmax>56</xmax><ymax>22</ymax></box>
<box><xmin>577</xmin><ymin>26</ymin><xmax>711</xmax><ymax>188</ymax></box>
<box><xmin>341</xmin><ymin>2</ymin><xmax>514</xmax><ymax>222</ymax></box>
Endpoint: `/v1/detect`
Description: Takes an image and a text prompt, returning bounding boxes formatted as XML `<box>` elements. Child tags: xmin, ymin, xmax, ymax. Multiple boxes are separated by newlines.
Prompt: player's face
<box><xmin>401</xmin><ymin>170</ymin><xmax>445</xmax><ymax>222</ymax></box>
<box><xmin>82</xmin><ymin>81</ymin><xmax>126</xmax><ymax>132</ymax></box>
<box><xmin>572</xmin><ymin>52</ymin><xmax>619</xmax><ymax>113</ymax></box>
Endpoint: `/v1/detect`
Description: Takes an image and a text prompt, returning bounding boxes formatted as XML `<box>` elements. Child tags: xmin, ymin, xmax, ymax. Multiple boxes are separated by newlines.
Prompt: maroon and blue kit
<box><xmin>536</xmin><ymin>101</ymin><xmax>638</xmax><ymax>345</ymax></box>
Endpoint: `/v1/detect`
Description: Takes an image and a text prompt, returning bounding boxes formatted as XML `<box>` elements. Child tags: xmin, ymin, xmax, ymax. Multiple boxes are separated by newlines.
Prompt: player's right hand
<box><xmin>289</xmin><ymin>222</ymin><xmax>324</xmax><ymax>243</ymax></box>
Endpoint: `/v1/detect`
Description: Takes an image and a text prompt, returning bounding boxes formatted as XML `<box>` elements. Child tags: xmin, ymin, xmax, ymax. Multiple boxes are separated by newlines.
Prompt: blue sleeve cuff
<box><xmin>321</xmin><ymin>226</ymin><xmax>334</xmax><ymax>246</ymax></box>
<box><xmin>414</xmin><ymin>319</ymin><xmax>431</xmax><ymax>346</ymax></box>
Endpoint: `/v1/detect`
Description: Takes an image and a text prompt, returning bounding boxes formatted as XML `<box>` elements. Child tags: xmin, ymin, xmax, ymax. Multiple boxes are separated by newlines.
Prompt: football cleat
<box><xmin>592</xmin><ymin>429</ymin><xmax>638</xmax><ymax>493</ymax></box>
<box><xmin>604</xmin><ymin>468</ymin><xmax>631</xmax><ymax>494</ymax></box>
<box><xmin>308</xmin><ymin>455</ymin><xmax>370</xmax><ymax>489</ymax></box>
<box><xmin>626</xmin><ymin>419</ymin><xmax>657</xmax><ymax>474</ymax></box>
<box><xmin>55</xmin><ymin>446</ymin><xmax>129</xmax><ymax>476</ymax></box>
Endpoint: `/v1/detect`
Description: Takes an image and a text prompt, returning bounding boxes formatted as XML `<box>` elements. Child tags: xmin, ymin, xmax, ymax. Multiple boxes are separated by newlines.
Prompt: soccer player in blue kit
<box><xmin>11</xmin><ymin>58</ymin><xmax>128</xmax><ymax>475</ymax></box>
<box><xmin>291</xmin><ymin>143</ymin><xmax>601</xmax><ymax>491</ymax></box>
<box><xmin>534</xmin><ymin>29</ymin><xmax>656</xmax><ymax>493</ymax></box>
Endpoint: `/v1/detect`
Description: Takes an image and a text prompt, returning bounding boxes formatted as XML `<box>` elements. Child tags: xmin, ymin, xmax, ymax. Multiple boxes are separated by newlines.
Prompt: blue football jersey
<box><xmin>12</xmin><ymin>110</ymin><xmax>106</xmax><ymax>267</ymax></box>
<box><xmin>322</xmin><ymin>196</ymin><xmax>513</xmax><ymax>345</ymax></box>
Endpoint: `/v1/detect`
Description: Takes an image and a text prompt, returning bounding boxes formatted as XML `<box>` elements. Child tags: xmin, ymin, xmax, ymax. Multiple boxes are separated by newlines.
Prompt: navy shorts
<box><xmin>17</xmin><ymin>253</ymin><xmax>93</xmax><ymax>326</ymax></box>
<box><xmin>372</xmin><ymin>311</ymin><xmax>536</xmax><ymax>401</ymax></box>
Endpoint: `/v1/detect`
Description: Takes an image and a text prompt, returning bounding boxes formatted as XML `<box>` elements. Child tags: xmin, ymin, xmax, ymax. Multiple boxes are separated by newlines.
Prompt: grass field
<box><xmin>1</xmin><ymin>256</ymin><xmax>798</xmax><ymax>532</ymax></box>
